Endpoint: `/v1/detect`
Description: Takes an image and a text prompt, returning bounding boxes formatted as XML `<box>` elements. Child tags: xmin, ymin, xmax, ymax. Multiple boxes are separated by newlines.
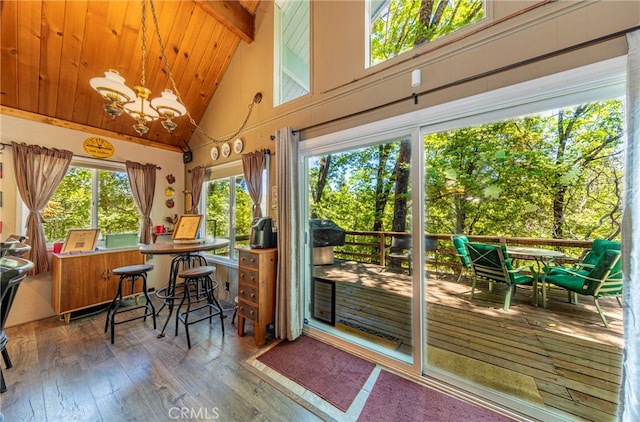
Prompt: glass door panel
<box><xmin>304</xmin><ymin>137</ymin><xmax>414</xmax><ymax>362</ymax></box>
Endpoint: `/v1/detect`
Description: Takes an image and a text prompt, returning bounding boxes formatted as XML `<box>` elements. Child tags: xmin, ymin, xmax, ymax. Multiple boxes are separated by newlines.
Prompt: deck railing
<box><xmin>331</xmin><ymin>231</ymin><xmax>594</xmax><ymax>274</ymax></box>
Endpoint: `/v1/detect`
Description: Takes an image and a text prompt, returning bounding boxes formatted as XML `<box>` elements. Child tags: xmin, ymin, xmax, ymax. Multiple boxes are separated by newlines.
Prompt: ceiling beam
<box><xmin>1</xmin><ymin>106</ymin><xmax>183</xmax><ymax>153</ymax></box>
<box><xmin>194</xmin><ymin>0</ymin><xmax>255</xmax><ymax>44</ymax></box>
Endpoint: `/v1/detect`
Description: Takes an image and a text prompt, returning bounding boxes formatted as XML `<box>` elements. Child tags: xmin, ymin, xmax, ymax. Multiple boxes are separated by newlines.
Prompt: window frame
<box><xmin>42</xmin><ymin>157</ymin><xmax>138</xmax><ymax>244</ymax></box>
<box><xmin>200</xmin><ymin>160</ymin><xmax>269</xmax><ymax>260</ymax></box>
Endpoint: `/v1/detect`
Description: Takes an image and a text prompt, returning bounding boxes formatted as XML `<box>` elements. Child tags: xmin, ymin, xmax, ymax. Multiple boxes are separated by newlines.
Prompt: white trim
<box><xmin>301</xmin><ymin>56</ymin><xmax>626</xmax><ymax>151</ymax></box>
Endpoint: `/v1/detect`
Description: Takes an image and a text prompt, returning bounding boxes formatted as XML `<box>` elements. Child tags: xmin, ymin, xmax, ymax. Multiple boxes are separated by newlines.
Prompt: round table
<box><xmin>506</xmin><ymin>246</ymin><xmax>565</xmax><ymax>307</ymax></box>
<box><xmin>139</xmin><ymin>239</ymin><xmax>230</xmax><ymax>337</ymax></box>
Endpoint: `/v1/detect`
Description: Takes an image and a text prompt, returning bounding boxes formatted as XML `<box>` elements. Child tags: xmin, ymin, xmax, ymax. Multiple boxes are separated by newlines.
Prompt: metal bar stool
<box><xmin>175</xmin><ymin>266</ymin><xmax>225</xmax><ymax>349</ymax></box>
<box><xmin>105</xmin><ymin>264</ymin><xmax>156</xmax><ymax>344</ymax></box>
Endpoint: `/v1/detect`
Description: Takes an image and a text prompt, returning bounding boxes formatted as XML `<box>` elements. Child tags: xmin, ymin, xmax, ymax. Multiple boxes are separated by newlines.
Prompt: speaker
<box><xmin>183</xmin><ymin>151</ymin><xmax>193</xmax><ymax>163</ymax></box>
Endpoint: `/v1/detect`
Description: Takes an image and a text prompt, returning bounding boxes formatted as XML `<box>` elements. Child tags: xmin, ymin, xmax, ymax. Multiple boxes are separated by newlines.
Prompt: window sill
<box><xmin>205</xmin><ymin>255</ymin><xmax>239</xmax><ymax>269</ymax></box>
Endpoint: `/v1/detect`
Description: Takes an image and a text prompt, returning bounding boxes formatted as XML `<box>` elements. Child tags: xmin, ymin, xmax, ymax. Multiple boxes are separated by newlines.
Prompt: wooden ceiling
<box><xmin>1</xmin><ymin>0</ymin><xmax>259</xmax><ymax>152</ymax></box>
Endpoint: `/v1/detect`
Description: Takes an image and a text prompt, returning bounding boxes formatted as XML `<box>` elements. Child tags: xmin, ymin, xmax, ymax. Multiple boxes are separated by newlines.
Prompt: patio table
<box><xmin>506</xmin><ymin>246</ymin><xmax>565</xmax><ymax>307</ymax></box>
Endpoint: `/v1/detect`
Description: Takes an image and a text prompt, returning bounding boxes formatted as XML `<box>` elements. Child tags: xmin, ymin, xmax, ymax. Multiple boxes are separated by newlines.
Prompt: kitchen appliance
<box><xmin>250</xmin><ymin>217</ymin><xmax>275</xmax><ymax>249</ymax></box>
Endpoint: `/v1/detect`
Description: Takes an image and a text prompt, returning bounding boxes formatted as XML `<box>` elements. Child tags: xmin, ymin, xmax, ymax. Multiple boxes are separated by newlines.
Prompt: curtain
<box><xmin>620</xmin><ymin>29</ymin><xmax>640</xmax><ymax>422</ymax></box>
<box><xmin>126</xmin><ymin>161</ymin><xmax>157</xmax><ymax>244</ymax></box>
<box><xmin>274</xmin><ymin>128</ymin><xmax>303</xmax><ymax>340</ymax></box>
<box><xmin>189</xmin><ymin>166</ymin><xmax>205</xmax><ymax>213</ymax></box>
<box><xmin>12</xmin><ymin>142</ymin><xmax>72</xmax><ymax>274</ymax></box>
<box><xmin>242</xmin><ymin>149</ymin><xmax>266</xmax><ymax>218</ymax></box>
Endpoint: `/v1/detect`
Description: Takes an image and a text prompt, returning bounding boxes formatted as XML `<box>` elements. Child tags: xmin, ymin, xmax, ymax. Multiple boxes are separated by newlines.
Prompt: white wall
<box><xmin>1</xmin><ymin>114</ymin><xmax>185</xmax><ymax>326</ymax></box>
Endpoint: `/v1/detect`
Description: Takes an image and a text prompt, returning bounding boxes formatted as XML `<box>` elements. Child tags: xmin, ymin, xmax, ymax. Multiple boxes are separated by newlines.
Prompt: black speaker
<box><xmin>183</xmin><ymin>151</ymin><xmax>193</xmax><ymax>163</ymax></box>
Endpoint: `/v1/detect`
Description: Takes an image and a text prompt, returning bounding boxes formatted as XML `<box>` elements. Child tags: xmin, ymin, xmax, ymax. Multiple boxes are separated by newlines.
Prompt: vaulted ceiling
<box><xmin>1</xmin><ymin>0</ymin><xmax>259</xmax><ymax>152</ymax></box>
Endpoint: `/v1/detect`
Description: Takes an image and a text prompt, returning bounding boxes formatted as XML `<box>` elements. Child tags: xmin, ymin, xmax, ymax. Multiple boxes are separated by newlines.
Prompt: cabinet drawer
<box><xmin>239</xmin><ymin>251</ymin><xmax>259</xmax><ymax>269</ymax></box>
<box><xmin>238</xmin><ymin>302</ymin><xmax>258</xmax><ymax>321</ymax></box>
<box><xmin>238</xmin><ymin>268</ymin><xmax>258</xmax><ymax>287</ymax></box>
<box><xmin>238</xmin><ymin>284</ymin><xmax>257</xmax><ymax>303</ymax></box>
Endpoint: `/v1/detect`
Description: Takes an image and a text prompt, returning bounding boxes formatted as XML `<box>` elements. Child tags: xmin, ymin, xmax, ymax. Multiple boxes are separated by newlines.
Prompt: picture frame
<box><xmin>172</xmin><ymin>214</ymin><xmax>202</xmax><ymax>240</ymax></box>
<box><xmin>61</xmin><ymin>229</ymin><xmax>99</xmax><ymax>253</ymax></box>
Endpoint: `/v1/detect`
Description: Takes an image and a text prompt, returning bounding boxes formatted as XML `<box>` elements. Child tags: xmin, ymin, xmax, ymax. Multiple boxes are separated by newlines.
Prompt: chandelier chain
<box><xmin>140</xmin><ymin>0</ymin><xmax>147</xmax><ymax>88</ymax></box>
<box><xmin>148</xmin><ymin>0</ymin><xmax>260</xmax><ymax>145</ymax></box>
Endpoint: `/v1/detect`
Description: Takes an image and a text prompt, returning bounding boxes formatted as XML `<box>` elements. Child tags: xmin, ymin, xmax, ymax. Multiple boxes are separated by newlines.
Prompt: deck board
<box><xmin>313</xmin><ymin>260</ymin><xmax>623</xmax><ymax>422</ymax></box>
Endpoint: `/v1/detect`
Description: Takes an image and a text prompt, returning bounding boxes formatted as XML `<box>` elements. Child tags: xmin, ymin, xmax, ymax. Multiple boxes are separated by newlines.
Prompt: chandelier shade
<box><xmin>89</xmin><ymin>0</ymin><xmax>187</xmax><ymax>135</ymax></box>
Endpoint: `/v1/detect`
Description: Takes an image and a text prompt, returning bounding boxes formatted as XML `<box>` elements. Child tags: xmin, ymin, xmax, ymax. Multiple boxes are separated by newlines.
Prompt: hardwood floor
<box><xmin>0</xmin><ymin>303</ymin><xmax>322</xmax><ymax>421</ymax></box>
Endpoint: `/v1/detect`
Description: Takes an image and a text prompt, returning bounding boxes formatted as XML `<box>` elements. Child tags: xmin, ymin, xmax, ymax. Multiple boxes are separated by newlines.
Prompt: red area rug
<box><xmin>257</xmin><ymin>335</ymin><xmax>375</xmax><ymax>411</ymax></box>
<box><xmin>357</xmin><ymin>370</ymin><xmax>513</xmax><ymax>422</ymax></box>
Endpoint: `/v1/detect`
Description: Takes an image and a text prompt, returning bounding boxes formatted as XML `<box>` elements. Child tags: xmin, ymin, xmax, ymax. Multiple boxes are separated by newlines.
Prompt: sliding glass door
<box><xmin>301</xmin><ymin>133</ymin><xmax>417</xmax><ymax>363</ymax></box>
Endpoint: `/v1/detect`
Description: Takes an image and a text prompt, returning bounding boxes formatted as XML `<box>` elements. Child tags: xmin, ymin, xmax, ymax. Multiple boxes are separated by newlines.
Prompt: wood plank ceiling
<box><xmin>1</xmin><ymin>0</ymin><xmax>259</xmax><ymax>152</ymax></box>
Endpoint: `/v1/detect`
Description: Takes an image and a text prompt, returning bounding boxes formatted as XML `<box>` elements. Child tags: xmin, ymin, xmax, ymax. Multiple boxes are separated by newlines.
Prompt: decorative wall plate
<box><xmin>233</xmin><ymin>138</ymin><xmax>244</xmax><ymax>154</ymax></box>
<box><xmin>210</xmin><ymin>146</ymin><xmax>219</xmax><ymax>161</ymax></box>
<box><xmin>221</xmin><ymin>142</ymin><xmax>231</xmax><ymax>158</ymax></box>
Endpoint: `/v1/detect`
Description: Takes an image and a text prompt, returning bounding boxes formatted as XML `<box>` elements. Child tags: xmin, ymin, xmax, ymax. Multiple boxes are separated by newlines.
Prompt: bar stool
<box><xmin>175</xmin><ymin>266</ymin><xmax>225</xmax><ymax>349</ymax></box>
<box><xmin>105</xmin><ymin>264</ymin><xmax>156</xmax><ymax>344</ymax></box>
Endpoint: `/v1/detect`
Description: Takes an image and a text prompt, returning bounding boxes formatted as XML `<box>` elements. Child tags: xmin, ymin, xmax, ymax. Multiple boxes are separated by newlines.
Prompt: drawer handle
<box><xmin>240</xmin><ymin>289</ymin><xmax>245</xmax><ymax>294</ymax></box>
<box><xmin>249</xmin><ymin>310</ymin><xmax>255</xmax><ymax>315</ymax></box>
<box><xmin>250</xmin><ymin>293</ymin><xmax>255</xmax><ymax>298</ymax></box>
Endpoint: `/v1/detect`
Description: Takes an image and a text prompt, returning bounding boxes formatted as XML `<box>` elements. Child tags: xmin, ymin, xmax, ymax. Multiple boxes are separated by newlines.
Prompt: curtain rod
<box><xmin>1</xmin><ymin>142</ymin><xmax>161</xmax><ymax>169</ymax></box>
<box><xmin>287</xmin><ymin>25</ymin><xmax>639</xmax><ymax>136</ymax></box>
<box><xmin>187</xmin><ymin>149</ymin><xmax>270</xmax><ymax>173</ymax></box>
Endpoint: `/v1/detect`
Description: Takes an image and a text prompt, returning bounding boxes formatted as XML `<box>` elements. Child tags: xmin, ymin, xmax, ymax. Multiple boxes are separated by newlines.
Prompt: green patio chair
<box><xmin>465</xmin><ymin>242</ymin><xmax>536</xmax><ymax>311</ymax></box>
<box><xmin>451</xmin><ymin>235</ymin><xmax>471</xmax><ymax>282</ymax></box>
<box><xmin>545</xmin><ymin>238</ymin><xmax>621</xmax><ymax>276</ymax></box>
<box><xmin>541</xmin><ymin>248</ymin><xmax>622</xmax><ymax>328</ymax></box>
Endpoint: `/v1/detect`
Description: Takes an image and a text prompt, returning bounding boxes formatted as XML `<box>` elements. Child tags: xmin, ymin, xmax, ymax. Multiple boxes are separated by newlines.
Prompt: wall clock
<box><xmin>83</xmin><ymin>137</ymin><xmax>114</xmax><ymax>158</ymax></box>
<box><xmin>210</xmin><ymin>146</ymin><xmax>219</xmax><ymax>161</ymax></box>
<box><xmin>221</xmin><ymin>142</ymin><xmax>231</xmax><ymax>158</ymax></box>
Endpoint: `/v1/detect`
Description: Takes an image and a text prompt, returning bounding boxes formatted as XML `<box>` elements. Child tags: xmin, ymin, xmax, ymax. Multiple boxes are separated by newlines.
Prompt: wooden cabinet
<box><xmin>51</xmin><ymin>248</ymin><xmax>145</xmax><ymax>323</ymax></box>
<box><xmin>237</xmin><ymin>248</ymin><xmax>277</xmax><ymax>346</ymax></box>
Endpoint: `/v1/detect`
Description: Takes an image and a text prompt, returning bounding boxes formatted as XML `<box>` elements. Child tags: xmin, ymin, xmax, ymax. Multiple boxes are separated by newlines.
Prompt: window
<box><xmin>368</xmin><ymin>0</ymin><xmax>485</xmax><ymax>67</ymax></box>
<box><xmin>274</xmin><ymin>0</ymin><xmax>310</xmax><ymax>106</ymax></box>
<box><xmin>202</xmin><ymin>163</ymin><xmax>268</xmax><ymax>259</ymax></box>
<box><xmin>43</xmin><ymin>164</ymin><xmax>139</xmax><ymax>242</ymax></box>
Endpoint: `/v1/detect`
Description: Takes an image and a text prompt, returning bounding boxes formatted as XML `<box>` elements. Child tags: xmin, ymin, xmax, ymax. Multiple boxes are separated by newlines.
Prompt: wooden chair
<box><xmin>465</xmin><ymin>242</ymin><xmax>536</xmax><ymax>311</ymax></box>
<box><xmin>541</xmin><ymin>248</ymin><xmax>622</xmax><ymax>327</ymax></box>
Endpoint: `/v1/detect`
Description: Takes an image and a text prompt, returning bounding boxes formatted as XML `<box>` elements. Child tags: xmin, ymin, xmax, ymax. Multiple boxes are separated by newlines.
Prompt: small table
<box><xmin>140</xmin><ymin>239</ymin><xmax>229</xmax><ymax>337</ymax></box>
<box><xmin>506</xmin><ymin>246</ymin><xmax>565</xmax><ymax>307</ymax></box>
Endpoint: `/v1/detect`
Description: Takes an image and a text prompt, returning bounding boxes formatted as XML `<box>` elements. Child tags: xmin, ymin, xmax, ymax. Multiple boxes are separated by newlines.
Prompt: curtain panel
<box><xmin>242</xmin><ymin>149</ymin><xmax>267</xmax><ymax>218</ymax></box>
<box><xmin>189</xmin><ymin>166</ymin><xmax>205</xmax><ymax>213</ymax></box>
<box><xmin>126</xmin><ymin>161</ymin><xmax>157</xmax><ymax>244</ymax></box>
<box><xmin>11</xmin><ymin>142</ymin><xmax>72</xmax><ymax>274</ymax></box>
<box><xmin>274</xmin><ymin>128</ymin><xmax>303</xmax><ymax>341</ymax></box>
<box><xmin>620</xmin><ymin>29</ymin><xmax>640</xmax><ymax>422</ymax></box>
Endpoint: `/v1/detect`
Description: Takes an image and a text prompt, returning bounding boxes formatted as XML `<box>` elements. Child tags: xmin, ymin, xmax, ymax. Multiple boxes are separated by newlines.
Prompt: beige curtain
<box><xmin>126</xmin><ymin>161</ymin><xmax>157</xmax><ymax>244</ymax></box>
<box><xmin>620</xmin><ymin>29</ymin><xmax>640</xmax><ymax>422</ymax></box>
<box><xmin>275</xmin><ymin>128</ymin><xmax>303</xmax><ymax>341</ymax></box>
<box><xmin>189</xmin><ymin>166</ymin><xmax>205</xmax><ymax>213</ymax></box>
<box><xmin>12</xmin><ymin>142</ymin><xmax>72</xmax><ymax>274</ymax></box>
<box><xmin>242</xmin><ymin>149</ymin><xmax>266</xmax><ymax>218</ymax></box>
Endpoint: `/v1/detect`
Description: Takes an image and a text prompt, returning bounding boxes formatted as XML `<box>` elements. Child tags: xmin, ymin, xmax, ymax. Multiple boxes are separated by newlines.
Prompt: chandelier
<box><xmin>90</xmin><ymin>0</ymin><xmax>186</xmax><ymax>136</ymax></box>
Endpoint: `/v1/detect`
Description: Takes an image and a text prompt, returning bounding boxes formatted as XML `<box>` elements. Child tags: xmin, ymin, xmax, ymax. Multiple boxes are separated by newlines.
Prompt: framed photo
<box><xmin>61</xmin><ymin>229</ymin><xmax>99</xmax><ymax>253</ymax></box>
<box><xmin>172</xmin><ymin>214</ymin><xmax>202</xmax><ymax>240</ymax></box>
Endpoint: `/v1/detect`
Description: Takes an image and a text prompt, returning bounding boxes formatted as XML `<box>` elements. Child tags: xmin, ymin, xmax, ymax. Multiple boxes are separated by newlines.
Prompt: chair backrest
<box><xmin>465</xmin><ymin>242</ymin><xmax>514</xmax><ymax>284</ymax></box>
<box><xmin>585</xmin><ymin>249</ymin><xmax>622</xmax><ymax>297</ymax></box>
<box><xmin>581</xmin><ymin>239</ymin><xmax>621</xmax><ymax>267</ymax></box>
<box><xmin>1</xmin><ymin>257</ymin><xmax>34</xmax><ymax>331</ymax></box>
<box><xmin>390</xmin><ymin>235</ymin><xmax>411</xmax><ymax>251</ymax></box>
<box><xmin>451</xmin><ymin>235</ymin><xmax>470</xmax><ymax>268</ymax></box>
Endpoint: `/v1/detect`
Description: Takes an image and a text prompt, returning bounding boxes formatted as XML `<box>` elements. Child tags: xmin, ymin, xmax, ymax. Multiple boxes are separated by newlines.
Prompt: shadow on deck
<box><xmin>312</xmin><ymin>260</ymin><xmax>623</xmax><ymax>422</ymax></box>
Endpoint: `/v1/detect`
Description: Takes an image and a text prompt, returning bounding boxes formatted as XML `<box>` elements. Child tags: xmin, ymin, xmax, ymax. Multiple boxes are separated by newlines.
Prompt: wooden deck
<box><xmin>313</xmin><ymin>260</ymin><xmax>623</xmax><ymax>422</ymax></box>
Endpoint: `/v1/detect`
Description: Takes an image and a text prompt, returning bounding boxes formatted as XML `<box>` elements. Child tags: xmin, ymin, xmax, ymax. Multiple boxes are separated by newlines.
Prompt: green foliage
<box><xmin>43</xmin><ymin>168</ymin><xmax>139</xmax><ymax>242</ymax></box>
<box><xmin>370</xmin><ymin>0</ymin><xmax>484</xmax><ymax>65</ymax></box>
<box><xmin>308</xmin><ymin>100</ymin><xmax>623</xmax><ymax>244</ymax></box>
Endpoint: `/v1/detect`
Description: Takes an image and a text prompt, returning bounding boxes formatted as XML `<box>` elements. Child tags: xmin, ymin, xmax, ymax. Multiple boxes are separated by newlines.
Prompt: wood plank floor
<box><xmin>313</xmin><ymin>261</ymin><xmax>623</xmax><ymax>422</ymax></box>
<box><xmin>0</xmin><ymin>305</ymin><xmax>322</xmax><ymax>422</ymax></box>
